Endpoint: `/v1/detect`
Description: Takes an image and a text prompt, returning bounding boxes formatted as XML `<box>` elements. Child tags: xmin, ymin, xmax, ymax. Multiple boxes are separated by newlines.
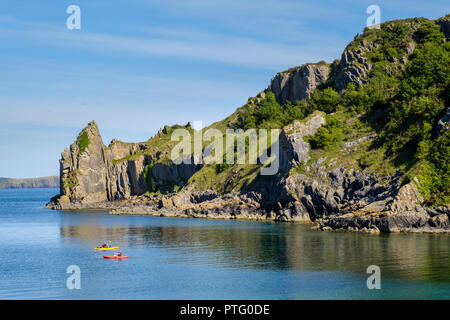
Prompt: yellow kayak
<box><xmin>94</xmin><ymin>246</ymin><xmax>119</xmax><ymax>251</ymax></box>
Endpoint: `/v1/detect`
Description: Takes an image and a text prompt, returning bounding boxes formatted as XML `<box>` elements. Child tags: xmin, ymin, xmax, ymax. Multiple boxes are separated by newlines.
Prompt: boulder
<box><xmin>428</xmin><ymin>214</ymin><xmax>449</xmax><ymax>228</ymax></box>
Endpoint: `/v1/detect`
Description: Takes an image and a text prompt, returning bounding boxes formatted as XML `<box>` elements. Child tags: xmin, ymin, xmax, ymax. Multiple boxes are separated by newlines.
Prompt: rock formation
<box><xmin>108</xmin><ymin>111</ymin><xmax>448</xmax><ymax>233</ymax></box>
<box><xmin>47</xmin><ymin>15</ymin><xmax>450</xmax><ymax>233</ymax></box>
<box><xmin>267</xmin><ymin>63</ymin><xmax>329</xmax><ymax>104</ymax></box>
<box><xmin>330</xmin><ymin>40</ymin><xmax>379</xmax><ymax>91</ymax></box>
<box><xmin>279</xmin><ymin>111</ymin><xmax>326</xmax><ymax>167</ymax></box>
<box><xmin>436</xmin><ymin>15</ymin><xmax>450</xmax><ymax>38</ymax></box>
<box><xmin>53</xmin><ymin>121</ymin><xmax>201</xmax><ymax>206</ymax></box>
<box><xmin>436</xmin><ymin>107</ymin><xmax>450</xmax><ymax>136</ymax></box>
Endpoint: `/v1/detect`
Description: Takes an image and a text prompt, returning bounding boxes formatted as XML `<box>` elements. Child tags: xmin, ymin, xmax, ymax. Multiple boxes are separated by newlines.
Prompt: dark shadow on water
<box><xmin>60</xmin><ymin>214</ymin><xmax>450</xmax><ymax>283</ymax></box>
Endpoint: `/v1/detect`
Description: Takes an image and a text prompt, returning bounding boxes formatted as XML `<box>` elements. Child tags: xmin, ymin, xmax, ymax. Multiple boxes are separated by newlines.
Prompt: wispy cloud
<box><xmin>0</xmin><ymin>66</ymin><xmax>257</xmax><ymax>138</ymax></box>
<box><xmin>0</xmin><ymin>14</ymin><xmax>346</xmax><ymax>70</ymax></box>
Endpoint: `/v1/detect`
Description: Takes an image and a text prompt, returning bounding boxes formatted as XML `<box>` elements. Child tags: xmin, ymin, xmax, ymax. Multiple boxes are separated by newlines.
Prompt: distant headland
<box><xmin>0</xmin><ymin>176</ymin><xmax>59</xmax><ymax>189</ymax></box>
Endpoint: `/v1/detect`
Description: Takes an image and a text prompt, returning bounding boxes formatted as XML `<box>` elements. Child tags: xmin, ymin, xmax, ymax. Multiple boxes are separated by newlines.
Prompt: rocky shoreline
<box><xmin>45</xmin><ymin>116</ymin><xmax>450</xmax><ymax>234</ymax></box>
<box><xmin>46</xmin><ymin>186</ymin><xmax>450</xmax><ymax>234</ymax></box>
<box><xmin>46</xmin><ymin>115</ymin><xmax>450</xmax><ymax>234</ymax></box>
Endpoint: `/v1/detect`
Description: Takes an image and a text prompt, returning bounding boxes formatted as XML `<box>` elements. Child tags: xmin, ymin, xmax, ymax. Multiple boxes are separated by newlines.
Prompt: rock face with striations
<box><xmin>48</xmin><ymin>15</ymin><xmax>450</xmax><ymax>233</ymax></box>
<box><xmin>53</xmin><ymin>121</ymin><xmax>201</xmax><ymax>207</ymax></box>
<box><xmin>436</xmin><ymin>15</ymin><xmax>450</xmax><ymax>39</ymax></box>
<box><xmin>436</xmin><ymin>107</ymin><xmax>450</xmax><ymax>136</ymax></box>
<box><xmin>59</xmin><ymin>121</ymin><xmax>110</xmax><ymax>203</ymax></box>
<box><xmin>279</xmin><ymin>111</ymin><xmax>326</xmax><ymax>169</ymax></box>
<box><xmin>267</xmin><ymin>63</ymin><xmax>329</xmax><ymax>104</ymax></box>
<box><xmin>330</xmin><ymin>40</ymin><xmax>379</xmax><ymax>91</ymax></box>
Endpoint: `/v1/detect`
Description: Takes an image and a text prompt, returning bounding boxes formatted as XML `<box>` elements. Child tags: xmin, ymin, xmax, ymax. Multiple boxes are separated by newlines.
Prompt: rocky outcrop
<box><xmin>48</xmin><ymin>115</ymin><xmax>449</xmax><ymax>233</ymax></box>
<box><xmin>111</xmin><ymin>190</ymin><xmax>269</xmax><ymax>221</ymax></box>
<box><xmin>344</xmin><ymin>134</ymin><xmax>377</xmax><ymax>150</ymax></box>
<box><xmin>105</xmin><ymin>153</ymin><xmax>148</xmax><ymax>200</ymax></box>
<box><xmin>48</xmin><ymin>121</ymin><xmax>201</xmax><ymax>207</ymax></box>
<box><xmin>296</xmin><ymin>171</ymin><xmax>449</xmax><ymax>233</ymax></box>
<box><xmin>47</xmin><ymin>16</ymin><xmax>450</xmax><ymax>234</ymax></box>
<box><xmin>152</xmin><ymin>162</ymin><xmax>202</xmax><ymax>187</ymax></box>
<box><xmin>267</xmin><ymin>63</ymin><xmax>329</xmax><ymax>104</ymax></box>
<box><xmin>436</xmin><ymin>15</ymin><xmax>450</xmax><ymax>39</ymax></box>
<box><xmin>108</xmin><ymin>165</ymin><xmax>449</xmax><ymax>233</ymax></box>
<box><xmin>59</xmin><ymin>121</ymin><xmax>110</xmax><ymax>203</ymax></box>
<box><xmin>264</xmin><ymin>165</ymin><xmax>449</xmax><ymax>233</ymax></box>
<box><xmin>436</xmin><ymin>107</ymin><xmax>450</xmax><ymax>136</ymax></box>
<box><xmin>112</xmin><ymin>108</ymin><xmax>448</xmax><ymax>233</ymax></box>
<box><xmin>267</xmin><ymin>36</ymin><xmax>387</xmax><ymax>99</ymax></box>
<box><xmin>331</xmin><ymin>40</ymin><xmax>379</xmax><ymax>91</ymax></box>
<box><xmin>279</xmin><ymin>111</ymin><xmax>326</xmax><ymax>169</ymax></box>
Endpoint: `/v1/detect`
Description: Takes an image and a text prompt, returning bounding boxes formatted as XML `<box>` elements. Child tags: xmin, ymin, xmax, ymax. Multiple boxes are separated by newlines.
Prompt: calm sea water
<box><xmin>0</xmin><ymin>188</ymin><xmax>448</xmax><ymax>300</ymax></box>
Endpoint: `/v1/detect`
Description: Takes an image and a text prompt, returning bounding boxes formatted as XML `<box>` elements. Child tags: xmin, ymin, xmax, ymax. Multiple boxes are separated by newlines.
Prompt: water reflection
<box><xmin>60</xmin><ymin>214</ymin><xmax>450</xmax><ymax>283</ymax></box>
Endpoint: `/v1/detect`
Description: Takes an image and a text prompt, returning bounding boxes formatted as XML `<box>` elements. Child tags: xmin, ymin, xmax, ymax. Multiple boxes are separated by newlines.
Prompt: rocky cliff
<box><xmin>266</xmin><ymin>16</ymin><xmax>450</xmax><ymax>96</ymax></box>
<box><xmin>109</xmin><ymin>110</ymin><xmax>449</xmax><ymax>233</ymax></box>
<box><xmin>47</xmin><ymin>15</ymin><xmax>449</xmax><ymax>233</ymax></box>
<box><xmin>52</xmin><ymin>121</ymin><xmax>201</xmax><ymax>206</ymax></box>
<box><xmin>267</xmin><ymin>62</ymin><xmax>329</xmax><ymax>104</ymax></box>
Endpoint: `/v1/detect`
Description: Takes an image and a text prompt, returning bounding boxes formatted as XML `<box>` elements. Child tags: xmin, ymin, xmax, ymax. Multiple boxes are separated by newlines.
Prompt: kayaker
<box><xmin>102</xmin><ymin>242</ymin><xmax>107</xmax><ymax>248</ymax></box>
<box><xmin>116</xmin><ymin>251</ymin><xmax>122</xmax><ymax>257</ymax></box>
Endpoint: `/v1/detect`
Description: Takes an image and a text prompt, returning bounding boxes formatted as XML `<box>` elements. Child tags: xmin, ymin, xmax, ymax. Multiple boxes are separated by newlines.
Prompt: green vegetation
<box><xmin>145</xmin><ymin>123</ymin><xmax>194</xmax><ymax>162</ymax></box>
<box><xmin>216</xmin><ymin>163</ymin><xmax>232</xmax><ymax>173</ymax></box>
<box><xmin>291</xmin><ymin>162</ymin><xmax>306</xmax><ymax>175</ymax></box>
<box><xmin>189</xmin><ymin>18</ymin><xmax>448</xmax><ymax>205</ymax></box>
<box><xmin>374</xmin><ymin>23</ymin><xmax>449</xmax><ymax>205</ymax></box>
<box><xmin>310</xmin><ymin>87</ymin><xmax>341</xmax><ymax>113</ymax></box>
<box><xmin>308</xmin><ymin>114</ymin><xmax>344</xmax><ymax>151</ymax></box>
<box><xmin>234</xmin><ymin>92</ymin><xmax>309</xmax><ymax>130</ymax></box>
<box><xmin>419</xmin><ymin>130</ymin><xmax>450</xmax><ymax>205</ymax></box>
<box><xmin>188</xmin><ymin>164</ymin><xmax>261</xmax><ymax>194</ymax></box>
<box><xmin>112</xmin><ymin>152</ymin><xmax>145</xmax><ymax>164</ymax></box>
<box><xmin>143</xmin><ymin>162</ymin><xmax>155</xmax><ymax>192</ymax></box>
<box><xmin>162</xmin><ymin>124</ymin><xmax>191</xmax><ymax>135</ymax></box>
<box><xmin>77</xmin><ymin>131</ymin><xmax>90</xmax><ymax>153</ymax></box>
<box><xmin>62</xmin><ymin>170</ymin><xmax>79</xmax><ymax>190</ymax></box>
<box><xmin>110</xmin><ymin>123</ymin><xmax>193</xmax><ymax>166</ymax></box>
<box><xmin>290</xmin><ymin>18</ymin><xmax>449</xmax><ymax>205</ymax></box>
<box><xmin>95</xmin><ymin>17</ymin><xmax>449</xmax><ymax>206</ymax></box>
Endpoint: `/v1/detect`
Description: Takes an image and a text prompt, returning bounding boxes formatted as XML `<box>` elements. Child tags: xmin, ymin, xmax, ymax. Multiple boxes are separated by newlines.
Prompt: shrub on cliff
<box><xmin>144</xmin><ymin>163</ymin><xmax>155</xmax><ymax>192</ymax></box>
<box><xmin>77</xmin><ymin>131</ymin><xmax>90</xmax><ymax>153</ymax></box>
<box><xmin>308</xmin><ymin>114</ymin><xmax>344</xmax><ymax>151</ymax></box>
<box><xmin>235</xmin><ymin>92</ymin><xmax>308</xmax><ymax>130</ymax></box>
<box><xmin>311</xmin><ymin>87</ymin><xmax>341</xmax><ymax>113</ymax></box>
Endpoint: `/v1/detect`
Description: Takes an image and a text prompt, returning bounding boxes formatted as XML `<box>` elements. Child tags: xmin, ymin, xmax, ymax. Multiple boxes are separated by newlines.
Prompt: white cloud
<box><xmin>0</xmin><ymin>67</ymin><xmax>256</xmax><ymax>141</ymax></box>
<box><xmin>0</xmin><ymin>15</ymin><xmax>346</xmax><ymax>70</ymax></box>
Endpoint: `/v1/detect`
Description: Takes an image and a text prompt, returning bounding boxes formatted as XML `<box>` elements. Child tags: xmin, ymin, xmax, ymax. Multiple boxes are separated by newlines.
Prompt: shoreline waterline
<box><xmin>46</xmin><ymin>204</ymin><xmax>450</xmax><ymax>235</ymax></box>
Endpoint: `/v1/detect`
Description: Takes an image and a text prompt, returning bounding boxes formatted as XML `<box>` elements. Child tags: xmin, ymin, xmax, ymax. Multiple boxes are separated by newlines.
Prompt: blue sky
<box><xmin>0</xmin><ymin>0</ymin><xmax>448</xmax><ymax>178</ymax></box>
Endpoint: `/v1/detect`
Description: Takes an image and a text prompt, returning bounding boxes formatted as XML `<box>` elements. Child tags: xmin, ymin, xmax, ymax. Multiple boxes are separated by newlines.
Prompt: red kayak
<box><xmin>103</xmin><ymin>255</ymin><xmax>129</xmax><ymax>259</ymax></box>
